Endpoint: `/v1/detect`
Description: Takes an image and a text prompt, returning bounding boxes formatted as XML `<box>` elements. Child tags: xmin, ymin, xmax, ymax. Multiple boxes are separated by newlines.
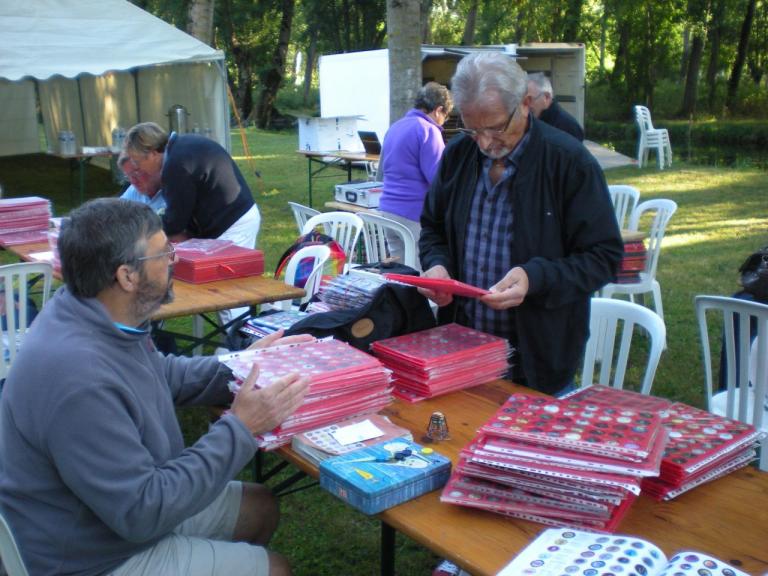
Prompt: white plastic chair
<box><xmin>288</xmin><ymin>202</ymin><xmax>320</xmax><ymax>234</ymax></box>
<box><xmin>0</xmin><ymin>510</ymin><xmax>30</xmax><ymax>576</ymax></box>
<box><xmin>608</xmin><ymin>184</ymin><xmax>640</xmax><ymax>230</ymax></box>
<box><xmin>0</xmin><ymin>262</ymin><xmax>53</xmax><ymax>380</ymax></box>
<box><xmin>696</xmin><ymin>295</ymin><xmax>768</xmax><ymax>470</ymax></box>
<box><xmin>581</xmin><ymin>298</ymin><xmax>666</xmax><ymax>395</ymax></box>
<box><xmin>276</xmin><ymin>245</ymin><xmax>331</xmax><ymax>311</ymax></box>
<box><xmin>301</xmin><ymin>212</ymin><xmax>364</xmax><ymax>269</ymax></box>
<box><xmin>358</xmin><ymin>212</ymin><xmax>419</xmax><ymax>270</ymax></box>
<box><xmin>600</xmin><ymin>199</ymin><xmax>677</xmax><ymax>322</ymax></box>
<box><xmin>634</xmin><ymin>105</ymin><xmax>672</xmax><ymax>169</ymax></box>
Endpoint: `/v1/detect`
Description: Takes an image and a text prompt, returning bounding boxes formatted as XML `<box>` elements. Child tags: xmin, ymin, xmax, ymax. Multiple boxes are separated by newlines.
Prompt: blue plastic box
<box><xmin>319</xmin><ymin>437</ymin><xmax>451</xmax><ymax>515</ymax></box>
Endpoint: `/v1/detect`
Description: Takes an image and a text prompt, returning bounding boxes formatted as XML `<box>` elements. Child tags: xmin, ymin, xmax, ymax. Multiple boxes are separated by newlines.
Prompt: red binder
<box><xmin>173</xmin><ymin>244</ymin><xmax>265</xmax><ymax>283</ymax></box>
<box><xmin>383</xmin><ymin>273</ymin><xmax>490</xmax><ymax>298</ymax></box>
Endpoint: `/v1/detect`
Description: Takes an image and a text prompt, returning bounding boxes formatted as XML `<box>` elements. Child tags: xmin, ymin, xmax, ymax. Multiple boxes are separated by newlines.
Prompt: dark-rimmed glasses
<box><xmin>137</xmin><ymin>244</ymin><xmax>177</xmax><ymax>264</ymax></box>
<box><xmin>457</xmin><ymin>106</ymin><xmax>517</xmax><ymax>139</ymax></box>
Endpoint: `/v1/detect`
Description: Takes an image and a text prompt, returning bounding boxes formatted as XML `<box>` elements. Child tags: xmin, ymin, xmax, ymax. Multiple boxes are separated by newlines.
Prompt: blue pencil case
<box><xmin>319</xmin><ymin>437</ymin><xmax>451</xmax><ymax>515</ymax></box>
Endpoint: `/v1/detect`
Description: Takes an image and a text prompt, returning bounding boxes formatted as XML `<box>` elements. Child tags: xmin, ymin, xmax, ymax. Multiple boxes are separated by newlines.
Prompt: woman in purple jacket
<box><xmin>377</xmin><ymin>82</ymin><xmax>453</xmax><ymax>268</ymax></box>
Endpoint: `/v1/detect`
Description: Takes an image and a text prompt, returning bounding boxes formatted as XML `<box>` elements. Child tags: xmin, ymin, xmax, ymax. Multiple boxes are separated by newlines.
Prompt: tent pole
<box><xmin>76</xmin><ymin>76</ymin><xmax>87</xmax><ymax>147</ymax></box>
<box><xmin>132</xmin><ymin>68</ymin><xmax>141</xmax><ymax>121</ymax></box>
<box><xmin>215</xmin><ymin>59</ymin><xmax>230</xmax><ymax>153</ymax></box>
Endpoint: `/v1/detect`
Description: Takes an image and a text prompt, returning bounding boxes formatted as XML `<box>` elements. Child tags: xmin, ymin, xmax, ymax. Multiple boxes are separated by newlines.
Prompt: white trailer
<box><xmin>318</xmin><ymin>43</ymin><xmax>586</xmax><ymax>148</ymax></box>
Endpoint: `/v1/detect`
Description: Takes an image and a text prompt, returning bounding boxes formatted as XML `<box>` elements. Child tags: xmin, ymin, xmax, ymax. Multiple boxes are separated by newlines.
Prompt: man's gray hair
<box><xmin>59</xmin><ymin>198</ymin><xmax>163</xmax><ymax>298</ymax></box>
<box><xmin>527</xmin><ymin>72</ymin><xmax>553</xmax><ymax>96</ymax></box>
<box><xmin>450</xmin><ymin>52</ymin><xmax>528</xmax><ymax>113</ymax></box>
<box><xmin>124</xmin><ymin>122</ymin><xmax>169</xmax><ymax>155</ymax></box>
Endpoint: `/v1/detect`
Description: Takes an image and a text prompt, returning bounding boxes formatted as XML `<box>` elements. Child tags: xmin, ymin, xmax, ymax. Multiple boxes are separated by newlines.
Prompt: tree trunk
<box><xmin>255</xmin><ymin>0</ymin><xmax>295</xmax><ymax>128</ymax></box>
<box><xmin>726</xmin><ymin>0</ymin><xmax>757</xmax><ymax>113</ymax></box>
<box><xmin>680</xmin><ymin>32</ymin><xmax>705</xmax><ymax>117</ymax></box>
<box><xmin>303</xmin><ymin>26</ymin><xmax>318</xmax><ymax>106</ymax></box>
<box><xmin>387</xmin><ymin>0</ymin><xmax>422</xmax><ymax>127</ymax></box>
<box><xmin>598</xmin><ymin>5</ymin><xmax>607</xmax><ymax>80</ymax></box>
<box><xmin>562</xmin><ymin>0</ymin><xmax>583</xmax><ymax>42</ymax></box>
<box><xmin>186</xmin><ymin>0</ymin><xmax>215</xmax><ymax>46</ymax></box>
<box><xmin>420</xmin><ymin>0</ymin><xmax>433</xmax><ymax>43</ymax></box>
<box><xmin>461</xmin><ymin>0</ymin><xmax>479</xmax><ymax>46</ymax></box>
<box><xmin>610</xmin><ymin>18</ymin><xmax>630</xmax><ymax>89</ymax></box>
<box><xmin>705</xmin><ymin>0</ymin><xmax>725</xmax><ymax>111</ymax></box>
<box><xmin>680</xmin><ymin>27</ymin><xmax>690</xmax><ymax>79</ymax></box>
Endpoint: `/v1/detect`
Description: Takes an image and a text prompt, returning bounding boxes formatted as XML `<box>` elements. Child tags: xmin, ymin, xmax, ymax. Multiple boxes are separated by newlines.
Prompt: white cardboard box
<box><xmin>298</xmin><ymin>116</ymin><xmax>363</xmax><ymax>152</ymax></box>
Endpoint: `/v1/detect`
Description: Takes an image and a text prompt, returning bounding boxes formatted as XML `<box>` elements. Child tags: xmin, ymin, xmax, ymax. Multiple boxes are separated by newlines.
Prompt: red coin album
<box><xmin>172</xmin><ymin>244</ymin><xmax>265</xmax><ymax>283</ymax></box>
<box><xmin>219</xmin><ymin>338</ymin><xmax>393</xmax><ymax>449</ymax></box>
<box><xmin>370</xmin><ymin>323</ymin><xmax>510</xmax><ymax>402</ymax></box>
<box><xmin>479</xmin><ymin>393</ymin><xmax>664</xmax><ymax>462</ymax></box>
<box><xmin>617</xmin><ymin>238</ymin><xmax>647</xmax><ymax>283</ymax></box>
<box><xmin>0</xmin><ymin>197</ymin><xmax>51</xmax><ymax>235</ymax></box>
<box><xmin>439</xmin><ymin>390</ymin><xmax>673</xmax><ymax>532</ymax></box>
<box><xmin>383</xmin><ymin>273</ymin><xmax>491</xmax><ymax>298</ymax></box>
<box><xmin>440</xmin><ymin>474</ymin><xmax>637</xmax><ymax>532</ymax></box>
<box><xmin>565</xmin><ymin>384</ymin><xmax>763</xmax><ymax>500</ymax></box>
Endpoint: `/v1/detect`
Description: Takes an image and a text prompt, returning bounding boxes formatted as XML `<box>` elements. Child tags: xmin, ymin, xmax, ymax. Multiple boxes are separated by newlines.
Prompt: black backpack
<box><xmin>284</xmin><ymin>283</ymin><xmax>436</xmax><ymax>351</ymax></box>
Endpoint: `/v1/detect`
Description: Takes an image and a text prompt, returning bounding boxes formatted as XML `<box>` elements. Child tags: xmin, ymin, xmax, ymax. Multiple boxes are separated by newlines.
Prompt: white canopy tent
<box><xmin>0</xmin><ymin>0</ymin><xmax>230</xmax><ymax>158</ymax></box>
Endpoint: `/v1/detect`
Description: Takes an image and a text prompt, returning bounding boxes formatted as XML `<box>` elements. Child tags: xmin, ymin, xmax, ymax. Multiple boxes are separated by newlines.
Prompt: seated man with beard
<box><xmin>0</xmin><ymin>198</ymin><xmax>310</xmax><ymax>576</ymax></box>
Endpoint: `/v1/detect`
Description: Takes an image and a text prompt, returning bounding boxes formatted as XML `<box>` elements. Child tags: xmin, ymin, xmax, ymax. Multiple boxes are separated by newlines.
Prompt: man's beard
<box><xmin>479</xmin><ymin>145</ymin><xmax>512</xmax><ymax>160</ymax></box>
<box><xmin>132</xmin><ymin>267</ymin><xmax>175</xmax><ymax>321</ymax></box>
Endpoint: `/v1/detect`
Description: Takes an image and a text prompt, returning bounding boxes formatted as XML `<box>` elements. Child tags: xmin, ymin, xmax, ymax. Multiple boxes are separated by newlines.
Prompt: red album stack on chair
<box><xmin>617</xmin><ymin>230</ymin><xmax>647</xmax><ymax>284</ymax></box>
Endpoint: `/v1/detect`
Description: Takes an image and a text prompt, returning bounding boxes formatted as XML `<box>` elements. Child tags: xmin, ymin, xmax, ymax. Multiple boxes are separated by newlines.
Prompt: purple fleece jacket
<box><xmin>379</xmin><ymin>109</ymin><xmax>445</xmax><ymax>222</ymax></box>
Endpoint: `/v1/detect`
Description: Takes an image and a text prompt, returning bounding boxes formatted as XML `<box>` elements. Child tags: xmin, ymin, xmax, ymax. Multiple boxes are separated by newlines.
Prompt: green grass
<box><xmin>1</xmin><ymin>130</ymin><xmax>767</xmax><ymax>575</ymax></box>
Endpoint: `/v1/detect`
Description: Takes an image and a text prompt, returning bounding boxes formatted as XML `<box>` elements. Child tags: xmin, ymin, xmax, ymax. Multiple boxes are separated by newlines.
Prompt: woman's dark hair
<box><xmin>414</xmin><ymin>82</ymin><xmax>453</xmax><ymax>115</ymax></box>
<box><xmin>59</xmin><ymin>198</ymin><xmax>162</xmax><ymax>297</ymax></box>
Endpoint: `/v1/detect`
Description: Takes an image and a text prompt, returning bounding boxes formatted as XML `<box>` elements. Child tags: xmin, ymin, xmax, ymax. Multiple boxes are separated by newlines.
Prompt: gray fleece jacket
<box><xmin>0</xmin><ymin>287</ymin><xmax>257</xmax><ymax>576</ymax></box>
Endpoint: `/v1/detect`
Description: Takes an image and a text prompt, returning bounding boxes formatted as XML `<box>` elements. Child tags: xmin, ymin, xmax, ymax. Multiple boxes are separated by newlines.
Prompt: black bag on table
<box><xmin>284</xmin><ymin>283</ymin><xmax>436</xmax><ymax>351</ymax></box>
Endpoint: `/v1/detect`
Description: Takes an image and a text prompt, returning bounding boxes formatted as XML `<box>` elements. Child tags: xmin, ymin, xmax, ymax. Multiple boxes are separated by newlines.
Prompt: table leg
<box><xmin>307</xmin><ymin>157</ymin><xmax>313</xmax><ymax>208</ymax></box>
<box><xmin>381</xmin><ymin>522</ymin><xmax>395</xmax><ymax>576</ymax></box>
<box><xmin>78</xmin><ymin>158</ymin><xmax>86</xmax><ymax>205</ymax></box>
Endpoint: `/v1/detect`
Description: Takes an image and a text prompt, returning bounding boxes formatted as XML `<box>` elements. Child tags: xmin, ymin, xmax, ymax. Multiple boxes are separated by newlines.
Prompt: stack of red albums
<box><xmin>370</xmin><ymin>323</ymin><xmax>510</xmax><ymax>402</ymax></box>
<box><xmin>441</xmin><ymin>392</ymin><xmax>668</xmax><ymax>532</ymax></box>
<box><xmin>616</xmin><ymin>230</ymin><xmax>647</xmax><ymax>283</ymax></box>
<box><xmin>172</xmin><ymin>238</ymin><xmax>264</xmax><ymax>283</ymax></box>
<box><xmin>220</xmin><ymin>338</ymin><xmax>392</xmax><ymax>449</ymax></box>
<box><xmin>0</xmin><ymin>196</ymin><xmax>51</xmax><ymax>246</ymax></box>
<box><xmin>564</xmin><ymin>385</ymin><xmax>762</xmax><ymax>501</ymax></box>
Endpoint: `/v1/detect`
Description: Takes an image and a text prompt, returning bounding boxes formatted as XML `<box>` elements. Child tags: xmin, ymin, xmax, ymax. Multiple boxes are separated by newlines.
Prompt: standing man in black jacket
<box><xmin>527</xmin><ymin>72</ymin><xmax>585</xmax><ymax>142</ymax></box>
<box><xmin>418</xmin><ymin>52</ymin><xmax>622</xmax><ymax>396</ymax></box>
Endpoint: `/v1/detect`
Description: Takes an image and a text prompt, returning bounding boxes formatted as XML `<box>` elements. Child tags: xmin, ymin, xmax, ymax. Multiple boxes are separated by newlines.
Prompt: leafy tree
<box><xmin>680</xmin><ymin>0</ymin><xmax>709</xmax><ymax>118</ymax></box>
<box><xmin>254</xmin><ymin>0</ymin><xmax>295</xmax><ymax>128</ymax></box>
<box><xmin>726</xmin><ymin>0</ymin><xmax>757</xmax><ymax>113</ymax></box>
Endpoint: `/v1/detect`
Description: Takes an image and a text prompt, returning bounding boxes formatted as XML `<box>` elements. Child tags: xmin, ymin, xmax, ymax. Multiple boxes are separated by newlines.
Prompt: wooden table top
<box><xmin>5</xmin><ymin>242</ymin><xmax>305</xmax><ymax>322</ymax></box>
<box><xmin>297</xmin><ymin>149</ymin><xmax>380</xmax><ymax>162</ymax></box>
<box><xmin>323</xmin><ymin>200</ymin><xmax>376</xmax><ymax>214</ymax></box>
<box><xmin>278</xmin><ymin>380</ymin><xmax>768</xmax><ymax>576</ymax></box>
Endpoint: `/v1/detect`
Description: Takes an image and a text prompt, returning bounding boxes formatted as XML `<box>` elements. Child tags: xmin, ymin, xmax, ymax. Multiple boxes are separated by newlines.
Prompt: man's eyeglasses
<box><xmin>457</xmin><ymin>106</ymin><xmax>517</xmax><ymax>139</ymax></box>
<box><xmin>137</xmin><ymin>244</ymin><xmax>177</xmax><ymax>264</ymax></box>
